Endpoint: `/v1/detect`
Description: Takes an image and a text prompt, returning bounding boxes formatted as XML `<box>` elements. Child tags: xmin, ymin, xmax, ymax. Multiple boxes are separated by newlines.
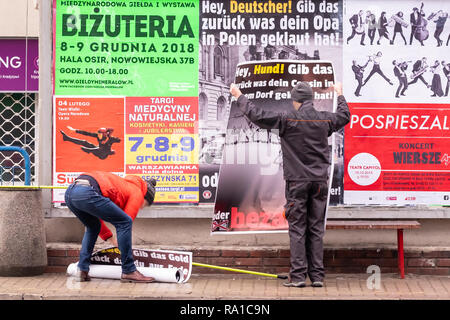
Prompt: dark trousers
<box><xmin>347</xmin><ymin>28</ymin><xmax>365</xmax><ymax>44</ymax></box>
<box><xmin>396</xmin><ymin>76</ymin><xmax>408</xmax><ymax>96</ymax></box>
<box><xmin>408</xmin><ymin>75</ymin><xmax>428</xmax><ymax>87</ymax></box>
<box><xmin>363</xmin><ymin>65</ymin><xmax>392</xmax><ymax>85</ymax></box>
<box><xmin>354</xmin><ymin>75</ymin><xmax>363</xmax><ymax>95</ymax></box>
<box><xmin>284</xmin><ymin>180</ymin><xmax>328</xmax><ymax>282</ymax></box>
<box><xmin>410</xmin><ymin>26</ymin><xmax>417</xmax><ymax>45</ymax></box>
<box><xmin>434</xmin><ymin>26</ymin><xmax>444</xmax><ymax>45</ymax></box>
<box><xmin>65</xmin><ymin>184</ymin><xmax>137</xmax><ymax>274</ymax></box>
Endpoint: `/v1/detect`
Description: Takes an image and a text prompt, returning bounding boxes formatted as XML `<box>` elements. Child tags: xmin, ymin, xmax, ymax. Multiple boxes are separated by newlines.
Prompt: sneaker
<box><xmin>311</xmin><ymin>281</ymin><xmax>324</xmax><ymax>287</ymax></box>
<box><xmin>283</xmin><ymin>281</ymin><xmax>306</xmax><ymax>288</ymax></box>
<box><xmin>121</xmin><ymin>270</ymin><xmax>155</xmax><ymax>283</ymax></box>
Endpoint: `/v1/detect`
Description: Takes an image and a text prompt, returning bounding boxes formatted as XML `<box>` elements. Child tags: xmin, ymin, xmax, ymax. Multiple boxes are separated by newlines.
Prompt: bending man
<box><xmin>65</xmin><ymin>171</ymin><xmax>157</xmax><ymax>283</ymax></box>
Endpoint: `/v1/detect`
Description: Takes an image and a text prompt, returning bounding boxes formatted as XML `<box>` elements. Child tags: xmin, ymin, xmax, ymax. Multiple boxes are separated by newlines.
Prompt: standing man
<box><xmin>347</xmin><ymin>10</ymin><xmax>366</xmax><ymax>45</ymax></box>
<box><xmin>352</xmin><ymin>59</ymin><xmax>370</xmax><ymax>97</ymax></box>
<box><xmin>229</xmin><ymin>82</ymin><xmax>350</xmax><ymax>287</ymax></box>
<box><xmin>393</xmin><ymin>60</ymin><xmax>409</xmax><ymax>98</ymax></box>
<box><xmin>432</xmin><ymin>11</ymin><xmax>448</xmax><ymax>47</ymax></box>
<box><xmin>409</xmin><ymin>7</ymin><xmax>423</xmax><ymax>45</ymax></box>
<box><xmin>442</xmin><ymin>61</ymin><xmax>450</xmax><ymax>97</ymax></box>
<box><xmin>65</xmin><ymin>171</ymin><xmax>157</xmax><ymax>283</ymax></box>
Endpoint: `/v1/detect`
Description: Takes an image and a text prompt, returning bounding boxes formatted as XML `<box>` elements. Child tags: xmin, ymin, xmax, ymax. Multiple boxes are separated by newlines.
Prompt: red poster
<box><xmin>53</xmin><ymin>97</ymin><xmax>125</xmax><ymax>202</ymax></box>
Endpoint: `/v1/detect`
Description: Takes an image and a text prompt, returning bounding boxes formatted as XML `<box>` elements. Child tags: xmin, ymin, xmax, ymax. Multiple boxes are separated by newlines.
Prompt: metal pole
<box><xmin>38</xmin><ymin>0</ymin><xmax>54</xmax><ymax>213</ymax></box>
<box><xmin>397</xmin><ymin>229</ymin><xmax>405</xmax><ymax>279</ymax></box>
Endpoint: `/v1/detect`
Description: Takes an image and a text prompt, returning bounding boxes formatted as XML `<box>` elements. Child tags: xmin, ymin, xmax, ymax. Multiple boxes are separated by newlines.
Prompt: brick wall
<box><xmin>46</xmin><ymin>246</ymin><xmax>450</xmax><ymax>276</ymax></box>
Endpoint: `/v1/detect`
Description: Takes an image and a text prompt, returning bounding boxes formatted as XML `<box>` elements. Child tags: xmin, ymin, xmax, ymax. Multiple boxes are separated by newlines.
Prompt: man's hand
<box><xmin>333</xmin><ymin>82</ymin><xmax>343</xmax><ymax>96</ymax></box>
<box><xmin>230</xmin><ymin>83</ymin><xmax>242</xmax><ymax>99</ymax></box>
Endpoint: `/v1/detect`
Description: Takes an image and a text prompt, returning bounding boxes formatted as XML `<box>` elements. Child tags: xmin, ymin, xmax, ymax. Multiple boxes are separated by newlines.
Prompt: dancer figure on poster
<box><xmin>377</xmin><ymin>11</ymin><xmax>390</xmax><ymax>45</ymax></box>
<box><xmin>366</xmin><ymin>12</ymin><xmax>377</xmax><ymax>45</ymax></box>
<box><xmin>393</xmin><ymin>60</ymin><xmax>410</xmax><ymax>98</ymax></box>
<box><xmin>430</xmin><ymin>10</ymin><xmax>449</xmax><ymax>47</ymax></box>
<box><xmin>410</xmin><ymin>7</ymin><xmax>425</xmax><ymax>45</ymax></box>
<box><xmin>60</xmin><ymin>126</ymin><xmax>121</xmax><ymax>160</ymax></box>
<box><xmin>351</xmin><ymin>58</ymin><xmax>370</xmax><ymax>96</ymax></box>
<box><xmin>229</xmin><ymin>82</ymin><xmax>350</xmax><ymax>288</ymax></box>
<box><xmin>347</xmin><ymin>10</ymin><xmax>366</xmax><ymax>45</ymax></box>
<box><xmin>408</xmin><ymin>57</ymin><xmax>430</xmax><ymax>88</ymax></box>
<box><xmin>362</xmin><ymin>52</ymin><xmax>394</xmax><ymax>87</ymax></box>
<box><xmin>430</xmin><ymin>60</ymin><xmax>444</xmax><ymax>97</ymax></box>
<box><xmin>390</xmin><ymin>12</ymin><xmax>408</xmax><ymax>45</ymax></box>
<box><xmin>442</xmin><ymin>61</ymin><xmax>450</xmax><ymax>96</ymax></box>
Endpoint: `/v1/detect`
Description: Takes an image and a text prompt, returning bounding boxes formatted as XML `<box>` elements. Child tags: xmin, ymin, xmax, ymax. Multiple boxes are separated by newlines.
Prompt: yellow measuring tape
<box><xmin>0</xmin><ymin>185</ymin><xmax>67</xmax><ymax>189</ymax></box>
<box><xmin>0</xmin><ymin>185</ymin><xmax>288</xmax><ymax>279</ymax></box>
<box><xmin>192</xmin><ymin>262</ymin><xmax>287</xmax><ymax>279</ymax></box>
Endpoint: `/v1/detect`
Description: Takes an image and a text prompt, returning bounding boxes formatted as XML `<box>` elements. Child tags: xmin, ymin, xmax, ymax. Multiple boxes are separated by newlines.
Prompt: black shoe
<box><xmin>312</xmin><ymin>281</ymin><xmax>324</xmax><ymax>288</ymax></box>
<box><xmin>283</xmin><ymin>281</ymin><xmax>306</xmax><ymax>288</ymax></box>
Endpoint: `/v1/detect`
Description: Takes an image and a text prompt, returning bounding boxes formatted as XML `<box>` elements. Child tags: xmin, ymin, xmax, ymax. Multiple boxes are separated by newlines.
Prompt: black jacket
<box><xmin>236</xmin><ymin>94</ymin><xmax>350</xmax><ymax>182</ymax></box>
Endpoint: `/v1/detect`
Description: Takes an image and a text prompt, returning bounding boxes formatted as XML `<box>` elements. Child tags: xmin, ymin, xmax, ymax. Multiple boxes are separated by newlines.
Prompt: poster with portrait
<box><xmin>212</xmin><ymin>60</ymin><xmax>336</xmax><ymax>233</ymax></box>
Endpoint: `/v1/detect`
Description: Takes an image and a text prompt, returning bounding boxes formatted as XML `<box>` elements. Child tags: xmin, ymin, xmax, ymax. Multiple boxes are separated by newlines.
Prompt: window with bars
<box><xmin>0</xmin><ymin>93</ymin><xmax>36</xmax><ymax>185</ymax></box>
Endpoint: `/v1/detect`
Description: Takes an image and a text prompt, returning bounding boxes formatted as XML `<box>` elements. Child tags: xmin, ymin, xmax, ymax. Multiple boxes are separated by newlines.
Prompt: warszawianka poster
<box><xmin>52</xmin><ymin>0</ymin><xmax>199</xmax><ymax>204</ymax></box>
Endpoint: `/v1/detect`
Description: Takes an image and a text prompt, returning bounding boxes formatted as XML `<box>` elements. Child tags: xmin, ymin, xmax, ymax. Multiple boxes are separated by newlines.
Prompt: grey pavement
<box><xmin>0</xmin><ymin>272</ymin><xmax>449</xmax><ymax>300</ymax></box>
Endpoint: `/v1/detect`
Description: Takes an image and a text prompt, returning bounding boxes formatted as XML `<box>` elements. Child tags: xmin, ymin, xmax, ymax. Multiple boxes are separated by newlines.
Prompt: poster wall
<box><xmin>50</xmin><ymin>0</ymin><xmax>450</xmax><ymax>218</ymax></box>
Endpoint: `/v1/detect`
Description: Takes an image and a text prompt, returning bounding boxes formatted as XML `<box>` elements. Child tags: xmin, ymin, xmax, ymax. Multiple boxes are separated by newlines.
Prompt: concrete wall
<box><xmin>0</xmin><ymin>0</ymin><xmax>39</xmax><ymax>37</ymax></box>
<box><xmin>45</xmin><ymin>217</ymin><xmax>450</xmax><ymax>248</ymax></box>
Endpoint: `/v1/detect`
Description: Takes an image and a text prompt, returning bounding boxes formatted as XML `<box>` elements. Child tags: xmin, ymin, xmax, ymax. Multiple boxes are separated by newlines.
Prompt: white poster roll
<box><xmin>67</xmin><ymin>263</ymin><xmax>182</xmax><ymax>283</ymax></box>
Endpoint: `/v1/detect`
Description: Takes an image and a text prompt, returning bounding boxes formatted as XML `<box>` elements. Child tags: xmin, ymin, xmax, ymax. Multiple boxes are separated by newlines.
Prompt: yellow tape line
<box><xmin>192</xmin><ymin>262</ymin><xmax>279</xmax><ymax>278</ymax></box>
<box><xmin>0</xmin><ymin>185</ymin><xmax>67</xmax><ymax>189</ymax></box>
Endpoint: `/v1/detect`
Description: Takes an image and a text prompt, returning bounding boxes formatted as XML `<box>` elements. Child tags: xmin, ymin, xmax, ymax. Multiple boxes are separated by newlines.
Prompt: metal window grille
<box><xmin>0</xmin><ymin>93</ymin><xmax>36</xmax><ymax>185</ymax></box>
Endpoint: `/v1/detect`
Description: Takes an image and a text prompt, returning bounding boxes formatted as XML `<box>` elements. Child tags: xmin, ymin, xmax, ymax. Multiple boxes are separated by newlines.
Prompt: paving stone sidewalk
<box><xmin>0</xmin><ymin>273</ymin><xmax>449</xmax><ymax>300</ymax></box>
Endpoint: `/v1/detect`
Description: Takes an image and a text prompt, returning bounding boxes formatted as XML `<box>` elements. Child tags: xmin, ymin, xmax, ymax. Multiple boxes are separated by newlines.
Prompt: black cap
<box><xmin>144</xmin><ymin>178</ymin><xmax>157</xmax><ymax>205</ymax></box>
<box><xmin>291</xmin><ymin>82</ymin><xmax>313</xmax><ymax>103</ymax></box>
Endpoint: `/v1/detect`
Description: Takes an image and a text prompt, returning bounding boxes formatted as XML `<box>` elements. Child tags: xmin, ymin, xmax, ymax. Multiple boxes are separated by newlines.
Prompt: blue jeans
<box><xmin>65</xmin><ymin>184</ymin><xmax>137</xmax><ymax>274</ymax></box>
